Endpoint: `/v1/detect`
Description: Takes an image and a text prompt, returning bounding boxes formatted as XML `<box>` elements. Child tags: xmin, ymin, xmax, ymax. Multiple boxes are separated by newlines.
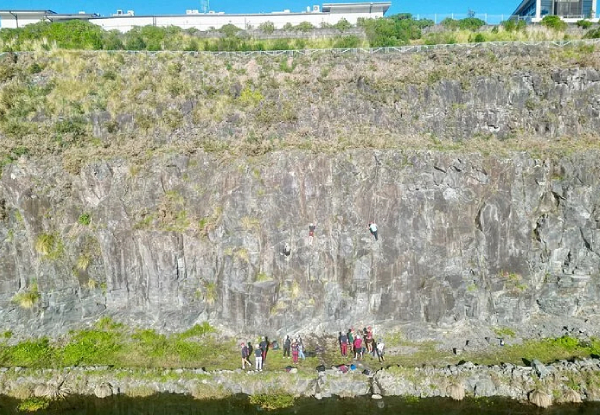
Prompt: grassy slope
<box><xmin>1</xmin><ymin>320</ymin><xmax>599</xmax><ymax>373</ymax></box>
<box><xmin>2</xmin><ymin>42</ymin><xmax>600</xmax><ymax>175</ymax></box>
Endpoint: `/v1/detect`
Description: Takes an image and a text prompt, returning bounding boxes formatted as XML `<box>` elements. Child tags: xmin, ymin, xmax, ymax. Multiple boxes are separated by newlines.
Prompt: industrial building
<box><xmin>0</xmin><ymin>2</ymin><xmax>391</xmax><ymax>32</ymax></box>
<box><xmin>512</xmin><ymin>0</ymin><xmax>598</xmax><ymax>22</ymax></box>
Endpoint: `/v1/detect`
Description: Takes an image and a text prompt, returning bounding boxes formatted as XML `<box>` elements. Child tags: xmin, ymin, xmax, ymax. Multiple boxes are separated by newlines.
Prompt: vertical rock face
<box><xmin>1</xmin><ymin>149</ymin><xmax>599</xmax><ymax>336</ymax></box>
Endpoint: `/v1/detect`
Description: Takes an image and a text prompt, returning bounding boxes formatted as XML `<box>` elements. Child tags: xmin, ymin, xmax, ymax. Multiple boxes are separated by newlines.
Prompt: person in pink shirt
<box><xmin>366</xmin><ymin>326</ymin><xmax>374</xmax><ymax>354</ymax></box>
<box><xmin>353</xmin><ymin>336</ymin><xmax>363</xmax><ymax>360</ymax></box>
<box><xmin>291</xmin><ymin>340</ymin><xmax>299</xmax><ymax>364</ymax></box>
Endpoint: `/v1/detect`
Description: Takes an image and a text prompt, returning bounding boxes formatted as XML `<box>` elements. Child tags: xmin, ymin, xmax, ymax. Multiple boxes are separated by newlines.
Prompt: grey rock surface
<box><xmin>2</xmin><ymin>358</ymin><xmax>600</xmax><ymax>405</ymax></box>
<box><xmin>1</xmin><ymin>149</ymin><xmax>600</xmax><ymax>337</ymax></box>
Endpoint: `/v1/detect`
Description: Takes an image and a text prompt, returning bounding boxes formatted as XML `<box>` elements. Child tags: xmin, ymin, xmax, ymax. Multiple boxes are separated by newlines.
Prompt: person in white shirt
<box><xmin>376</xmin><ymin>339</ymin><xmax>385</xmax><ymax>362</ymax></box>
<box><xmin>368</xmin><ymin>222</ymin><xmax>378</xmax><ymax>241</ymax></box>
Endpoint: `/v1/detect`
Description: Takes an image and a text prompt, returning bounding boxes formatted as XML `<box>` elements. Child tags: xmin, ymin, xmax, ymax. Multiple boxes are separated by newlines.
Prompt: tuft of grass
<box><xmin>86</xmin><ymin>278</ymin><xmax>97</xmax><ymax>289</ymax></box>
<box><xmin>241</xmin><ymin>216</ymin><xmax>260</xmax><ymax>231</ymax></box>
<box><xmin>178</xmin><ymin>322</ymin><xmax>216</xmax><ymax>339</ymax></box>
<box><xmin>34</xmin><ymin>233</ymin><xmax>64</xmax><ymax>260</ymax></box>
<box><xmin>76</xmin><ymin>254</ymin><xmax>91</xmax><ymax>271</ymax></box>
<box><xmin>256</xmin><ymin>272</ymin><xmax>272</xmax><ymax>282</ymax></box>
<box><xmin>78</xmin><ymin>212</ymin><xmax>91</xmax><ymax>225</ymax></box>
<box><xmin>493</xmin><ymin>327</ymin><xmax>516</xmax><ymax>338</ymax></box>
<box><xmin>204</xmin><ymin>282</ymin><xmax>217</xmax><ymax>305</ymax></box>
<box><xmin>12</xmin><ymin>282</ymin><xmax>40</xmax><ymax>309</ymax></box>
<box><xmin>291</xmin><ymin>280</ymin><xmax>300</xmax><ymax>299</ymax></box>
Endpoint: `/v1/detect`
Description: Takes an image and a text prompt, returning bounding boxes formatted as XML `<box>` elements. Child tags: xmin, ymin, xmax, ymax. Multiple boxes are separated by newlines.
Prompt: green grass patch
<box><xmin>462</xmin><ymin>336</ymin><xmax>599</xmax><ymax>366</ymax></box>
<box><xmin>0</xmin><ymin>337</ymin><xmax>54</xmax><ymax>367</ymax></box>
<box><xmin>249</xmin><ymin>393</ymin><xmax>295</xmax><ymax>410</ymax></box>
<box><xmin>17</xmin><ymin>397</ymin><xmax>50</xmax><ymax>412</ymax></box>
<box><xmin>78</xmin><ymin>212</ymin><xmax>91</xmax><ymax>226</ymax></box>
<box><xmin>60</xmin><ymin>327</ymin><xmax>124</xmax><ymax>366</ymax></box>
<box><xmin>178</xmin><ymin>322</ymin><xmax>216</xmax><ymax>339</ymax></box>
<box><xmin>0</xmin><ymin>318</ymin><xmax>230</xmax><ymax>369</ymax></box>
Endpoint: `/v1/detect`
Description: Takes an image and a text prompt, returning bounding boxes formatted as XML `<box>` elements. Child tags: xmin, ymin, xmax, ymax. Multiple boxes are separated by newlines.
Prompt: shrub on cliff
<box><xmin>258</xmin><ymin>21</ymin><xmax>275</xmax><ymax>34</ymax></box>
<box><xmin>333</xmin><ymin>35</ymin><xmax>362</xmax><ymax>48</ymax></box>
<box><xmin>577</xmin><ymin>19</ymin><xmax>593</xmax><ymax>29</ymax></box>
<box><xmin>441</xmin><ymin>17</ymin><xmax>486</xmax><ymax>31</ymax></box>
<box><xmin>358</xmin><ymin>14</ymin><xmax>430</xmax><ymax>46</ymax></box>
<box><xmin>584</xmin><ymin>27</ymin><xmax>600</xmax><ymax>38</ymax></box>
<box><xmin>2</xmin><ymin>20</ymin><xmax>104</xmax><ymax>50</ymax></box>
<box><xmin>500</xmin><ymin>19</ymin><xmax>527</xmax><ymax>32</ymax></box>
<box><xmin>333</xmin><ymin>18</ymin><xmax>353</xmax><ymax>32</ymax></box>
<box><xmin>541</xmin><ymin>15</ymin><xmax>568</xmax><ymax>31</ymax></box>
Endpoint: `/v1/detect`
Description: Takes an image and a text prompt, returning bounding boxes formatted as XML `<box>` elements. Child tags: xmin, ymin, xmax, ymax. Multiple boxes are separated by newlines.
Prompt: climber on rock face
<box><xmin>283</xmin><ymin>242</ymin><xmax>291</xmax><ymax>256</ymax></box>
<box><xmin>368</xmin><ymin>222</ymin><xmax>378</xmax><ymax>241</ymax></box>
<box><xmin>308</xmin><ymin>223</ymin><xmax>316</xmax><ymax>245</ymax></box>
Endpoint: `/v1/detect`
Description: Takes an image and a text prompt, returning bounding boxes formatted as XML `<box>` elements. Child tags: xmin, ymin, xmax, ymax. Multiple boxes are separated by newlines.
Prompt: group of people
<box><xmin>240</xmin><ymin>327</ymin><xmax>385</xmax><ymax>371</ymax></box>
<box><xmin>241</xmin><ymin>336</ymin><xmax>271</xmax><ymax>371</ymax></box>
<box><xmin>282</xmin><ymin>335</ymin><xmax>306</xmax><ymax>364</ymax></box>
<box><xmin>241</xmin><ymin>335</ymin><xmax>307</xmax><ymax>370</ymax></box>
<box><xmin>338</xmin><ymin>327</ymin><xmax>385</xmax><ymax>362</ymax></box>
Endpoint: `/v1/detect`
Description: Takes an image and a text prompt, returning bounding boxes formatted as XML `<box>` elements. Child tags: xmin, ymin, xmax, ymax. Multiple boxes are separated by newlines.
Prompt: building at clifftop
<box><xmin>512</xmin><ymin>0</ymin><xmax>598</xmax><ymax>22</ymax></box>
<box><xmin>0</xmin><ymin>2</ymin><xmax>391</xmax><ymax>32</ymax></box>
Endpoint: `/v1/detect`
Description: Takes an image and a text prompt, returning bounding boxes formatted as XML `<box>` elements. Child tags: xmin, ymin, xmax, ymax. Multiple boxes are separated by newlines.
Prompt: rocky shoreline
<box><xmin>2</xmin><ymin>357</ymin><xmax>600</xmax><ymax>408</ymax></box>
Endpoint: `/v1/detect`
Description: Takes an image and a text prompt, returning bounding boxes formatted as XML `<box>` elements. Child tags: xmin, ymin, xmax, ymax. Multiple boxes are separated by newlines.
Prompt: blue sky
<box><xmin>3</xmin><ymin>0</ymin><xmax>521</xmax><ymax>18</ymax></box>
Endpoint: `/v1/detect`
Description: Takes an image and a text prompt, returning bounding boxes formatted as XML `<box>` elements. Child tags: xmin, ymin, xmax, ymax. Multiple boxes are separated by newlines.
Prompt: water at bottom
<box><xmin>1</xmin><ymin>394</ymin><xmax>599</xmax><ymax>415</ymax></box>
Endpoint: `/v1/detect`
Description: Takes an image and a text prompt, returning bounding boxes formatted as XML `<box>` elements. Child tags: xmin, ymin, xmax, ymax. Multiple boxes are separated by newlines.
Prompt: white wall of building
<box><xmin>0</xmin><ymin>14</ymin><xmax>50</xmax><ymax>29</ymax></box>
<box><xmin>90</xmin><ymin>11</ymin><xmax>385</xmax><ymax>33</ymax></box>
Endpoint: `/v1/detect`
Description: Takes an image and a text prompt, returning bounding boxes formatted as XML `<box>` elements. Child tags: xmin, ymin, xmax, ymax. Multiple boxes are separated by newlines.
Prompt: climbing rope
<box><xmin>368</xmin><ymin>154</ymin><xmax>381</xmax><ymax>225</ymax></box>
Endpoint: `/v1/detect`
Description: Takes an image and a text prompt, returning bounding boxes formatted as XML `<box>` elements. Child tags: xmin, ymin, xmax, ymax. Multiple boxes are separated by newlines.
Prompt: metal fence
<box><xmin>409</xmin><ymin>13</ymin><xmax>518</xmax><ymax>25</ymax></box>
<box><xmin>3</xmin><ymin>38</ymin><xmax>600</xmax><ymax>58</ymax></box>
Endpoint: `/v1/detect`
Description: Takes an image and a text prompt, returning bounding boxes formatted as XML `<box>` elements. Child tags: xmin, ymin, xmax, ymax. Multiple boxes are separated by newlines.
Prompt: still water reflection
<box><xmin>1</xmin><ymin>394</ymin><xmax>600</xmax><ymax>415</ymax></box>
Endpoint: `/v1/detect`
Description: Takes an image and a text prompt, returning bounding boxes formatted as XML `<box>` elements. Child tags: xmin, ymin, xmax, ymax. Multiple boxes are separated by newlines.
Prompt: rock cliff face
<box><xmin>1</xmin><ymin>149</ymin><xmax>600</xmax><ymax>336</ymax></box>
<box><xmin>2</xmin><ymin>45</ymin><xmax>600</xmax><ymax>337</ymax></box>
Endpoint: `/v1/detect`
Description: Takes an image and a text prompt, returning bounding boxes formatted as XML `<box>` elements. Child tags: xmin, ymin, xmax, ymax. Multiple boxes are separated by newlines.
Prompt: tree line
<box><xmin>1</xmin><ymin>14</ymin><xmax>598</xmax><ymax>52</ymax></box>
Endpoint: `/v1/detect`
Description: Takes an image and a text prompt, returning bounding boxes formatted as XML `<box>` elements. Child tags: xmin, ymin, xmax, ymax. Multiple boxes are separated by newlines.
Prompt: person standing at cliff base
<box><xmin>260</xmin><ymin>336</ymin><xmax>269</xmax><ymax>362</ymax></box>
<box><xmin>291</xmin><ymin>340</ymin><xmax>299</xmax><ymax>364</ymax></box>
<box><xmin>339</xmin><ymin>331</ymin><xmax>348</xmax><ymax>357</ymax></box>
<box><xmin>347</xmin><ymin>328</ymin><xmax>355</xmax><ymax>356</ymax></box>
<box><xmin>241</xmin><ymin>343</ymin><xmax>251</xmax><ymax>369</ymax></box>
<box><xmin>283</xmin><ymin>335</ymin><xmax>291</xmax><ymax>358</ymax></box>
<box><xmin>368</xmin><ymin>222</ymin><xmax>378</xmax><ymax>241</ymax></box>
<box><xmin>365</xmin><ymin>326</ymin><xmax>374</xmax><ymax>355</ymax></box>
<box><xmin>297</xmin><ymin>337</ymin><xmax>305</xmax><ymax>360</ymax></box>
<box><xmin>255</xmin><ymin>346</ymin><xmax>263</xmax><ymax>371</ymax></box>
<box><xmin>354</xmin><ymin>335</ymin><xmax>363</xmax><ymax>360</ymax></box>
<box><xmin>376</xmin><ymin>338</ymin><xmax>385</xmax><ymax>362</ymax></box>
